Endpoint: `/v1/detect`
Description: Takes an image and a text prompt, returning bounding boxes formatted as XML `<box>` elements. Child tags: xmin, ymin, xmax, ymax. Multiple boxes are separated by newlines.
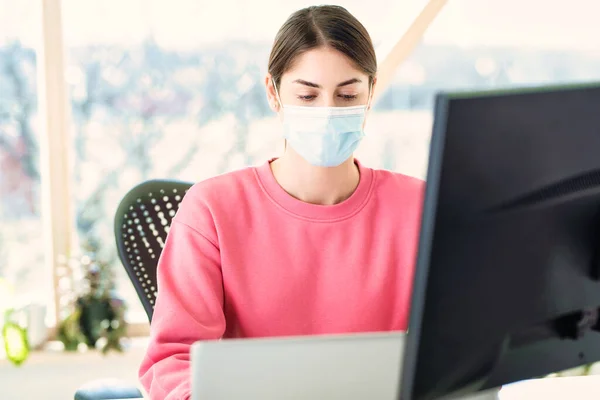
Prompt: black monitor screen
<box><xmin>400</xmin><ymin>82</ymin><xmax>600</xmax><ymax>400</ymax></box>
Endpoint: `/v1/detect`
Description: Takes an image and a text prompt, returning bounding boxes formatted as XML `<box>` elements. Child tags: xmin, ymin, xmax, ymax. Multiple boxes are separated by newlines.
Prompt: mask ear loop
<box><xmin>366</xmin><ymin>79</ymin><xmax>374</xmax><ymax>111</ymax></box>
<box><xmin>272</xmin><ymin>78</ymin><xmax>287</xmax><ymax>153</ymax></box>
<box><xmin>361</xmin><ymin>79</ymin><xmax>375</xmax><ymax>134</ymax></box>
<box><xmin>273</xmin><ymin>78</ymin><xmax>283</xmax><ymax>110</ymax></box>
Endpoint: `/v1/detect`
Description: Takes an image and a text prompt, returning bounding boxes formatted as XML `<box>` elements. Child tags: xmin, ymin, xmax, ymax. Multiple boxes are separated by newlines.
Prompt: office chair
<box><xmin>74</xmin><ymin>179</ymin><xmax>193</xmax><ymax>400</ymax></box>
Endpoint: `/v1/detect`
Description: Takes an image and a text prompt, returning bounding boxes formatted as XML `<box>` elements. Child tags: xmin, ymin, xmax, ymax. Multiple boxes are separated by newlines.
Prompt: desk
<box><xmin>111</xmin><ymin>378</ymin><xmax>600</xmax><ymax>400</ymax></box>
<box><xmin>500</xmin><ymin>376</ymin><xmax>600</xmax><ymax>400</ymax></box>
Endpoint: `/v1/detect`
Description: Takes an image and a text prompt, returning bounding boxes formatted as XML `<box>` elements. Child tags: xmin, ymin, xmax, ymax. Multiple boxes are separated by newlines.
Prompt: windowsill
<box><xmin>42</xmin><ymin>321</ymin><xmax>150</xmax><ymax>343</ymax></box>
<box><xmin>40</xmin><ymin>336</ymin><xmax>150</xmax><ymax>353</ymax></box>
<box><xmin>0</xmin><ymin>337</ymin><xmax>147</xmax><ymax>400</ymax></box>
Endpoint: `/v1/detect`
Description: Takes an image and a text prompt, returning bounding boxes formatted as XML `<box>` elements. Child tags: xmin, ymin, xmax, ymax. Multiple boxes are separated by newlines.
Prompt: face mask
<box><xmin>274</xmin><ymin>83</ymin><xmax>371</xmax><ymax>168</ymax></box>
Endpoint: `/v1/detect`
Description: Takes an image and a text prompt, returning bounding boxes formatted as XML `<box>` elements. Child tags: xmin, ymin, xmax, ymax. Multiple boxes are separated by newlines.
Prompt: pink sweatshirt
<box><xmin>139</xmin><ymin>159</ymin><xmax>424</xmax><ymax>400</ymax></box>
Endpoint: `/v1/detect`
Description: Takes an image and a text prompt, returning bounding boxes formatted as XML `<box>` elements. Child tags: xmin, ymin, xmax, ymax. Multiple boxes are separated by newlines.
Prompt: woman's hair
<box><xmin>268</xmin><ymin>5</ymin><xmax>377</xmax><ymax>90</ymax></box>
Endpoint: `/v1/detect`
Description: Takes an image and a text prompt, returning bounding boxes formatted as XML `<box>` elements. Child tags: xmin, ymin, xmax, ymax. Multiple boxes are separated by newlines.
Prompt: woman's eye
<box><xmin>295</xmin><ymin>94</ymin><xmax>358</xmax><ymax>103</ymax></box>
<box><xmin>339</xmin><ymin>94</ymin><xmax>358</xmax><ymax>101</ymax></box>
<box><xmin>297</xmin><ymin>94</ymin><xmax>317</xmax><ymax>102</ymax></box>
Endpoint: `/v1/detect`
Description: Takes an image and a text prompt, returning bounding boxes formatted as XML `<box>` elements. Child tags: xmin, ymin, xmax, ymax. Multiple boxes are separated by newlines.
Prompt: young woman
<box><xmin>139</xmin><ymin>5</ymin><xmax>424</xmax><ymax>399</ymax></box>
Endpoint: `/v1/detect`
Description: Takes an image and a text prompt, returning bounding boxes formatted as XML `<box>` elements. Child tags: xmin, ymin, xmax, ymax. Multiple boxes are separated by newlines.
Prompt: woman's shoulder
<box><xmin>367</xmin><ymin>167</ymin><xmax>425</xmax><ymax>223</ymax></box>
<box><xmin>370</xmin><ymin>167</ymin><xmax>425</xmax><ymax>199</ymax></box>
<box><xmin>173</xmin><ymin>166</ymin><xmax>259</xmax><ymax>232</ymax></box>
<box><xmin>185</xmin><ymin>166</ymin><xmax>257</xmax><ymax>204</ymax></box>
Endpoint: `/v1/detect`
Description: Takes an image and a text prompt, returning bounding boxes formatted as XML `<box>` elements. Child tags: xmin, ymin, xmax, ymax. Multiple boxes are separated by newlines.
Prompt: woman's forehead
<box><xmin>282</xmin><ymin>47</ymin><xmax>369</xmax><ymax>87</ymax></box>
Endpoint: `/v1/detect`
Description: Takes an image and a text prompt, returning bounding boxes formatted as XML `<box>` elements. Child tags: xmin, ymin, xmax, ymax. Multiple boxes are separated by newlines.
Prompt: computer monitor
<box><xmin>399</xmin><ymin>82</ymin><xmax>600</xmax><ymax>400</ymax></box>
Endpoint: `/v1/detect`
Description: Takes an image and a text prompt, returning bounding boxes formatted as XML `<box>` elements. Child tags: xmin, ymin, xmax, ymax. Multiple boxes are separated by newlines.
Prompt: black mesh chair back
<box><xmin>114</xmin><ymin>179</ymin><xmax>193</xmax><ymax>322</ymax></box>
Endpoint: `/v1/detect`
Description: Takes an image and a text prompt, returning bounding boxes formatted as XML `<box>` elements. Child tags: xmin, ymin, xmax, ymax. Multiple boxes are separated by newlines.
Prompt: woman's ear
<box><xmin>265</xmin><ymin>74</ymin><xmax>280</xmax><ymax>112</ymax></box>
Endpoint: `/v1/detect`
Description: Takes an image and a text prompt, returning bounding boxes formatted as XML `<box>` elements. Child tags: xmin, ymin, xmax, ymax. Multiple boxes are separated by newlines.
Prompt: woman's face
<box><xmin>267</xmin><ymin>46</ymin><xmax>375</xmax><ymax>111</ymax></box>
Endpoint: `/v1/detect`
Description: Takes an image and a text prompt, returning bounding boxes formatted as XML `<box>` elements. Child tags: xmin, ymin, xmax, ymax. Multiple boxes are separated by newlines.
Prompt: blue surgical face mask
<box><xmin>274</xmin><ymin>83</ymin><xmax>371</xmax><ymax>168</ymax></box>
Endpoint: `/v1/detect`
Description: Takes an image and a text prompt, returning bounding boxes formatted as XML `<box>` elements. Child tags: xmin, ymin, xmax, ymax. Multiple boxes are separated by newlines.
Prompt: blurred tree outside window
<box><xmin>0</xmin><ymin>2</ymin><xmax>48</xmax><ymax>326</ymax></box>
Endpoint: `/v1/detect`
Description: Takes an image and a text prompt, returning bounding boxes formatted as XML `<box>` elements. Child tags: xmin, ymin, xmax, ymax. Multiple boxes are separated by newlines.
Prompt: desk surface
<box><xmin>500</xmin><ymin>376</ymin><xmax>600</xmax><ymax>400</ymax></box>
<box><xmin>120</xmin><ymin>377</ymin><xmax>600</xmax><ymax>400</ymax></box>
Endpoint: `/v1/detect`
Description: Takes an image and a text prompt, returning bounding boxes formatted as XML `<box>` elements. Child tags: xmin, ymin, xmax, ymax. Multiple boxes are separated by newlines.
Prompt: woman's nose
<box><xmin>322</xmin><ymin>95</ymin><xmax>336</xmax><ymax>107</ymax></box>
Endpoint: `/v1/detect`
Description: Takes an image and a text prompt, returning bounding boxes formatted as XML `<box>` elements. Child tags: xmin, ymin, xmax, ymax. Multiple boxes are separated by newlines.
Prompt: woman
<box><xmin>139</xmin><ymin>5</ymin><xmax>424</xmax><ymax>399</ymax></box>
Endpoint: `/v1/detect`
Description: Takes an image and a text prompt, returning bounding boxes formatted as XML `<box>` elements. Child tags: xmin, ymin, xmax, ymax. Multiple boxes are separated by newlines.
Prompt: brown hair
<box><xmin>268</xmin><ymin>5</ymin><xmax>377</xmax><ymax>90</ymax></box>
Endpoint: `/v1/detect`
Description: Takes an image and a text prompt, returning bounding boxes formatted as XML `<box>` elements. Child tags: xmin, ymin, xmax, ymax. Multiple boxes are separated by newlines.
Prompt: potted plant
<box><xmin>56</xmin><ymin>241</ymin><xmax>127</xmax><ymax>354</ymax></box>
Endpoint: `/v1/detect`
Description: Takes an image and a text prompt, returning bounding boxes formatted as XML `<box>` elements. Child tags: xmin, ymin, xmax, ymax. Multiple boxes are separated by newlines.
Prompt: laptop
<box><xmin>191</xmin><ymin>331</ymin><xmax>405</xmax><ymax>400</ymax></box>
<box><xmin>190</xmin><ymin>331</ymin><xmax>501</xmax><ymax>400</ymax></box>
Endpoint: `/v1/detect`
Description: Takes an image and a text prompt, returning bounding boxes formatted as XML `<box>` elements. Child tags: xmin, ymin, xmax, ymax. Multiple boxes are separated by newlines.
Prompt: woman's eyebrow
<box><xmin>337</xmin><ymin>78</ymin><xmax>361</xmax><ymax>87</ymax></box>
<box><xmin>293</xmin><ymin>79</ymin><xmax>321</xmax><ymax>88</ymax></box>
<box><xmin>292</xmin><ymin>78</ymin><xmax>362</xmax><ymax>88</ymax></box>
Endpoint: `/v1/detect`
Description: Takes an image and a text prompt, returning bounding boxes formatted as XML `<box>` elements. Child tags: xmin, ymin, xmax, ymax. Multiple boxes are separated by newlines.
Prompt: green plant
<box><xmin>56</xmin><ymin>241</ymin><xmax>127</xmax><ymax>354</ymax></box>
<box><xmin>56</xmin><ymin>308</ymin><xmax>85</xmax><ymax>351</ymax></box>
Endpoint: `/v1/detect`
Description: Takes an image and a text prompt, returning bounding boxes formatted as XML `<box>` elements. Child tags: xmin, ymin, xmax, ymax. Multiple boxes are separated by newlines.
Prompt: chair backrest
<box><xmin>114</xmin><ymin>179</ymin><xmax>193</xmax><ymax>322</ymax></box>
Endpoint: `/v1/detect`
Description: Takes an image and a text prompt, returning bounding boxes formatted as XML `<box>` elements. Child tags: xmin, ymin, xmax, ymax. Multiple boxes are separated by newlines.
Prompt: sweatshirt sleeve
<box><xmin>138</xmin><ymin>194</ymin><xmax>225</xmax><ymax>400</ymax></box>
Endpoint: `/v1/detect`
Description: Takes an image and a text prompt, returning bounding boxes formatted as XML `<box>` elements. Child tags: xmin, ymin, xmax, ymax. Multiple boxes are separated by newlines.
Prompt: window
<box><xmin>381</xmin><ymin>0</ymin><xmax>600</xmax><ymax>178</ymax></box>
<box><xmin>400</xmin><ymin>0</ymin><xmax>600</xmax><ymax>377</ymax></box>
<box><xmin>0</xmin><ymin>1</ymin><xmax>48</xmax><ymax>319</ymax></box>
<box><xmin>53</xmin><ymin>0</ymin><xmax>600</xmax><ymax>325</ymax></box>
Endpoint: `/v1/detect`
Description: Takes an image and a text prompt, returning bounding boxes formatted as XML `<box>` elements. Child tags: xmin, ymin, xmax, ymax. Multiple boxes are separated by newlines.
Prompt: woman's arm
<box><xmin>138</xmin><ymin>214</ymin><xmax>225</xmax><ymax>400</ymax></box>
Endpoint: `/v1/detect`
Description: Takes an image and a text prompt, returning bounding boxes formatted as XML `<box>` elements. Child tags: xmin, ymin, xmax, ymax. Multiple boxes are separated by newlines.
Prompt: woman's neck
<box><xmin>270</xmin><ymin>152</ymin><xmax>360</xmax><ymax>206</ymax></box>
